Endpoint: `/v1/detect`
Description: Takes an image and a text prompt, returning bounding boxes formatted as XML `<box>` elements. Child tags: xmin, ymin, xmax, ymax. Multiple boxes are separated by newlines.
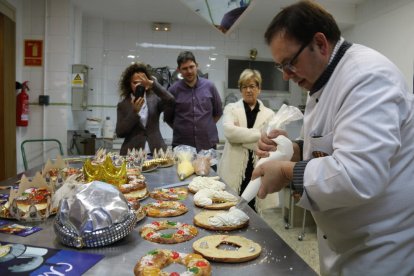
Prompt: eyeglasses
<box><xmin>274</xmin><ymin>42</ymin><xmax>309</xmax><ymax>73</ymax></box>
<box><xmin>241</xmin><ymin>84</ymin><xmax>258</xmax><ymax>91</ymax></box>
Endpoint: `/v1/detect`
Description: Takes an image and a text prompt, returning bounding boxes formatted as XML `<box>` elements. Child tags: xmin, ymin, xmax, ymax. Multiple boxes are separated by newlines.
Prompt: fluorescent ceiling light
<box><xmin>137</xmin><ymin>42</ymin><xmax>215</xmax><ymax>51</ymax></box>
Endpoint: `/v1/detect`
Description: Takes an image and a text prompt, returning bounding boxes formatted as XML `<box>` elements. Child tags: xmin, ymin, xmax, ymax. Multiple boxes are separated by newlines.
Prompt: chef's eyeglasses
<box><xmin>274</xmin><ymin>41</ymin><xmax>309</xmax><ymax>73</ymax></box>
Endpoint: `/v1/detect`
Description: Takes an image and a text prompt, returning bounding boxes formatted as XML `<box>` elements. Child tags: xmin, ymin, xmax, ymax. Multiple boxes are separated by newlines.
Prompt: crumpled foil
<box><xmin>54</xmin><ymin>181</ymin><xmax>137</xmax><ymax>248</ymax></box>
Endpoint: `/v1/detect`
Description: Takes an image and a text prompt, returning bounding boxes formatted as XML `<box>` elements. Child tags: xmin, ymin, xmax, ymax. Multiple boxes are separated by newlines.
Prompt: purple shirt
<box><xmin>164</xmin><ymin>77</ymin><xmax>223</xmax><ymax>151</ymax></box>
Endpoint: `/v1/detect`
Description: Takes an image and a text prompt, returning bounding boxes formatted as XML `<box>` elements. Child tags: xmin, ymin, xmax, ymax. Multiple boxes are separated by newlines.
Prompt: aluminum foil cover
<box><xmin>58</xmin><ymin>181</ymin><xmax>129</xmax><ymax>235</ymax></box>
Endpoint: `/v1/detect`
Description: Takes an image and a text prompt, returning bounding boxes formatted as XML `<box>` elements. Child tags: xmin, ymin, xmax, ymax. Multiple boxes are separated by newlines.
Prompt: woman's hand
<box><xmin>256</xmin><ymin>129</ymin><xmax>288</xmax><ymax>158</ymax></box>
<box><xmin>136</xmin><ymin>72</ymin><xmax>154</xmax><ymax>90</ymax></box>
<box><xmin>131</xmin><ymin>97</ymin><xmax>145</xmax><ymax>113</ymax></box>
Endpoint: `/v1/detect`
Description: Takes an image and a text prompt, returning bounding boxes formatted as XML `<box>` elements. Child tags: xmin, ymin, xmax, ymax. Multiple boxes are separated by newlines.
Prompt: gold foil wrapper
<box><xmin>83</xmin><ymin>156</ymin><xmax>127</xmax><ymax>186</ymax></box>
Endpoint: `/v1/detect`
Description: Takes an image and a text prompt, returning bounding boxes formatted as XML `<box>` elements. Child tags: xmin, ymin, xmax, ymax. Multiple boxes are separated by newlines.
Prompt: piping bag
<box><xmin>174</xmin><ymin>145</ymin><xmax>196</xmax><ymax>180</ymax></box>
<box><xmin>241</xmin><ymin>104</ymin><xmax>303</xmax><ymax>202</ymax></box>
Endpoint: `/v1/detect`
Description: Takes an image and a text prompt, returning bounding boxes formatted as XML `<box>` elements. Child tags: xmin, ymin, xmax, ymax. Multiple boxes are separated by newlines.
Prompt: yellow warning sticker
<box><xmin>71</xmin><ymin>73</ymin><xmax>84</xmax><ymax>88</ymax></box>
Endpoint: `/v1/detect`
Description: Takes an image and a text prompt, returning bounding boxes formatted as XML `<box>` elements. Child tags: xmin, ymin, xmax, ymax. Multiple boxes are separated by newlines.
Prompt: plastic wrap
<box><xmin>174</xmin><ymin>145</ymin><xmax>196</xmax><ymax>180</ymax></box>
<box><xmin>198</xmin><ymin>149</ymin><xmax>218</xmax><ymax>166</ymax></box>
<box><xmin>193</xmin><ymin>156</ymin><xmax>211</xmax><ymax>176</ymax></box>
<box><xmin>263</xmin><ymin>104</ymin><xmax>304</xmax><ymax>133</ymax></box>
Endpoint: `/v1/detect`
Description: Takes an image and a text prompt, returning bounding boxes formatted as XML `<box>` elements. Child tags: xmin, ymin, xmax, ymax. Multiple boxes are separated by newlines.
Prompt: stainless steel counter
<box><xmin>0</xmin><ymin>165</ymin><xmax>317</xmax><ymax>275</ymax></box>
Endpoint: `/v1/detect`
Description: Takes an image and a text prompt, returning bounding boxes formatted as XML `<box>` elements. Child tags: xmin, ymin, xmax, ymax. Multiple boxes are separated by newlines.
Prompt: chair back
<box><xmin>21</xmin><ymin>139</ymin><xmax>64</xmax><ymax>170</ymax></box>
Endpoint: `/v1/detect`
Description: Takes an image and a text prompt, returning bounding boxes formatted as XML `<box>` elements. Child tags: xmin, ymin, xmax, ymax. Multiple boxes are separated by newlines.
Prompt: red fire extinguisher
<box><xmin>16</xmin><ymin>81</ymin><xmax>29</xmax><ymax>127</ymax></box>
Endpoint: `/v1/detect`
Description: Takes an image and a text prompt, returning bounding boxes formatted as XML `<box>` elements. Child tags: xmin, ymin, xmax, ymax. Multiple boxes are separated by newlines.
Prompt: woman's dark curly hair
<box><xmin>119</xmin><ymin>62</ymin><xmax>152</xmax><ymax>98</ymax></box>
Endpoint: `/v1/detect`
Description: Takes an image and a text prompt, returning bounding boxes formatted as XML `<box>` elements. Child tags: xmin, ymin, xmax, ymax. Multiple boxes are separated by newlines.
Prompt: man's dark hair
<box><xmin>264</xmin><ymin>0</ymin><xmax>341</xmax><ymax>45</ymax></box>
<box><xmin>177</xmin><ymin>51</ymin><xmax>197</xmax><ymax>67</ymax></box>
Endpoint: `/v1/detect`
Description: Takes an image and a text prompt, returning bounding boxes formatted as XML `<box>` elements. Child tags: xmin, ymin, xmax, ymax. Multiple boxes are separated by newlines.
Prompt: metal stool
<box><xmin>298</xmin><ymin>209</ymin><xmax>307</xmax><ymax>241</ymax></box>
<box><xmin>21</xmin><ymin>139</ymin><xmax>64</xmax><ymax>170</ymax></box>
<box><xmin>284</xmin><ymin>187</ymin><xmax>308</xmax><ymax>241</ymax></box>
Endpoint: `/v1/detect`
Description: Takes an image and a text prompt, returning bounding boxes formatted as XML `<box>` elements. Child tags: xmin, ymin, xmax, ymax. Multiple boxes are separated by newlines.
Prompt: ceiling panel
<box><xmin>71</xmin><ymin>0</ymin><xmax>366</xmax><ymax>32</ymax></box>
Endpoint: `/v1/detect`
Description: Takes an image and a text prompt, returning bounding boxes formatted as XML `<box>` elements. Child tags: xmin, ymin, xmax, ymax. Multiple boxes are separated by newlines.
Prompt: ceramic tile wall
<box><xmin>17</xmin><ymin>0</ymin><xmax>74</xmax><ymax>172</ymax></box>
<box><xmin>80</xmin><ymin>16</ymin><xmax>303</xmax><ymax>142</ymax></box>
<box><xmin>14</xmin><ymin>0</ymin><xmax>303</xmax><ymax>172</ymax></box>
<box><xmin>10</xmin><ymin>0</ymin><xmax>414</xmax><ymax>183</ymax></box>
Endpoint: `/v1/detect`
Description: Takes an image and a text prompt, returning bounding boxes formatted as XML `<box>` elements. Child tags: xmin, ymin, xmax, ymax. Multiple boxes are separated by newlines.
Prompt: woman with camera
<box><xmin>115</xmin><ymin>62</ymin><xmax>174</xmax><ymax>155</ymax></box>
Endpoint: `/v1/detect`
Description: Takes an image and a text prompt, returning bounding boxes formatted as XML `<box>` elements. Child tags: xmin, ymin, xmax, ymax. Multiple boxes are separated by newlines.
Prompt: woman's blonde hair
<box><xmin>238</xmin><ymin>69</ymin><xmax>262</xmax><ymax>90</ymax></box>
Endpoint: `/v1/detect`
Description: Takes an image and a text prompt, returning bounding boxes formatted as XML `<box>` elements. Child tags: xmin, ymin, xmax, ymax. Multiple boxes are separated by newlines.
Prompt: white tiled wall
<box><xmin>80</xmin><ymin>16</ymin><xmax>303</xmax><ymax>142</ymax></box>
<box><xmin>16</xmin><ymin>0</ymin><xmax>74</xmax><ymax>172</ymax></box>
<box><xmin>11</xmin><ymin>0</ymin><xmax>414</xmax><ymax>173</ymax></box>
<box><xmin>14</xmin><ymin>0</ymin><xmax>303</xmax><ymax>172</ymax></box>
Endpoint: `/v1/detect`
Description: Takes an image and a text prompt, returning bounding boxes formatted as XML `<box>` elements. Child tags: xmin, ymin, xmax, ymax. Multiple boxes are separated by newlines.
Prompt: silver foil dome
<box><xmin>54</xmin><ymin>181</ymin><xmax>137</xmax><ymax>248</ymax></box>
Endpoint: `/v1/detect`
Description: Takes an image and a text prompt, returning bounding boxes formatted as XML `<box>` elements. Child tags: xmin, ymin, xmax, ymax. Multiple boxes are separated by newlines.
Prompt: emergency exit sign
<box><xmin>24</xmin><ymin>40</ymin><xmax>43</xmax><ymax>66</ymax></box>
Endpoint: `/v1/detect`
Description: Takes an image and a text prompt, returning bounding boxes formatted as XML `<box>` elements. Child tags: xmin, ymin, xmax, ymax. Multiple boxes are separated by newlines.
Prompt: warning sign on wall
<box><xmin>24</xmin><ymin>40</ymin><xmax>43</xmax><ymax>66</ymax></box>
<box><xmin>71</xmin><ymin>73</ymin><xmax>84</xmax><ymax>88</ymax></box>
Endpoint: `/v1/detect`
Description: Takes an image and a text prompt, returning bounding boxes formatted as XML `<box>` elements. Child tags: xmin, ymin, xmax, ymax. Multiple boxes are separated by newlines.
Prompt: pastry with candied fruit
<box><xmin>134</xmin><ymin>249</ymin><xmax>211</xmax><ymax>276</ymax></box>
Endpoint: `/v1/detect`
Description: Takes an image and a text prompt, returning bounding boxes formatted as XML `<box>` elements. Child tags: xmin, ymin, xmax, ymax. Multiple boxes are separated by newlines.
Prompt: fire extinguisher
<box><xmin>16</xmin><ymin>81</ymin><xmax>30</xmax><ymax>127</ymax></box>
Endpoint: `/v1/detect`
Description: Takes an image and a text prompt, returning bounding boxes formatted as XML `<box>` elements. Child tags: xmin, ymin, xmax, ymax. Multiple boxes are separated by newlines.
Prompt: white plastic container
<box><xmin>85</xmin><ymin>118</ymin><xmax>102</xmax><ymax>137</ymax></box>
<box><xmin>103</xmin><ymin>116</ymin><xmax>115</xmax><ymax>139</ymax></box>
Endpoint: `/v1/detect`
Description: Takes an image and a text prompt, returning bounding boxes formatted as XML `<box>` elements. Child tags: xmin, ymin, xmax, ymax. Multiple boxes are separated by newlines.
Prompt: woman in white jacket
<box><xmin>218</xmin><ymin>69</ymin><xmax>274</xmax><ymax>211</ymax></box>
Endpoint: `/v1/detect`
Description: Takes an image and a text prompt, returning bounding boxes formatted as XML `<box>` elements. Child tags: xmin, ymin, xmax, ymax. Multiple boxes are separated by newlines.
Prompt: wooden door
<box><xmin>0</xmin><ymin>3</ymin><xmax>16</xmax><ymax>180</ymax></box>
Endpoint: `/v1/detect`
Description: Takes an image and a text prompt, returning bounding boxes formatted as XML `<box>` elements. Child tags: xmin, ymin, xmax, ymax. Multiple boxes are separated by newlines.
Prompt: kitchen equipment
<box><xmin>85</xmin><ymin>118</ymin><xmax>102</xmax><ymax>138</ymax></box>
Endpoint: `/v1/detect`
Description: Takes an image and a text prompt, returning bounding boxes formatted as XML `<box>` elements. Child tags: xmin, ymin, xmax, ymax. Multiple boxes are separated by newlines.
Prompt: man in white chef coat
<box><xmin>253</xmin><ymin>1</ymin><xmax>414</xmax><ymax>275</ymax></box>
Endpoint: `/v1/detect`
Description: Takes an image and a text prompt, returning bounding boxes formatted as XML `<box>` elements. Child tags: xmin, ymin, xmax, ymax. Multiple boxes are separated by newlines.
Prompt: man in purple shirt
<box><xmin>164</xmin><ymin>51</ymin><xmax>223</xmax><ymax>152</ymax></box>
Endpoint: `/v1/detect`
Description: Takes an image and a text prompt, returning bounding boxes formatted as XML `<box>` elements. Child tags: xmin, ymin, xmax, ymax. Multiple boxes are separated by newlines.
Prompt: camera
<box><xmin>134</xmin><ymin>85</ymin><xmax>145</xmax><ymax>99</ymax></box>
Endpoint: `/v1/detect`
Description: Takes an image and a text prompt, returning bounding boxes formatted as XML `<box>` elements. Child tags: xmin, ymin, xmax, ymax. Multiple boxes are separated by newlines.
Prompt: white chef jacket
<box><xmin>297</xmin><ymin>42</ymin><xmax>414</xmax><ymax>275</ymax></box>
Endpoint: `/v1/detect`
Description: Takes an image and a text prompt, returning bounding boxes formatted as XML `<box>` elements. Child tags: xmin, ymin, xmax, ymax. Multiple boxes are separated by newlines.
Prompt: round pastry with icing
<box><xmin>193</xmin><ymin>188</ymin><xmax>238</xmax><ymax>210</ymax></box>
<box><xmin>62</xmin><ymin>167</ymin><xmax>81</xmax><ymax>179</ymax></box>
<box><xmin>14</xmin><ymin>187</ymin><xmax>51</xmax><ymax>215</ymax></box>
<box><xmin>193</xmin><ymin>235</ymin><xmax>261</xmax><ymax>263</ymax></box>
<box><xmin>194</xmin><ymin>207</ymin><xmax>249</xmax><ymax>231</ymax></box>
<box><xmin>119</xmin><ymin>180</ymin><xmax>148</xmax><ymax>201</ymax></box>
<box><xmin>127</xmin><ymin>173</ymin><xmax>146</xmax><ymax>186</ymax></box>
<box><xmin>126</xmin><ymin>198</ymin><xmax>146</xmax><ymax>221</ymax></box>
<box><xmin>188</xmin><ymin>176</ymin><xmax>226</xmax><ymax>193</ymax></box>
<box><xmin>134</xmin><ymin>249</ymin><xmax>211</xmax><ymax>276</ymax></box>
<box><xmin>140</xmin><ymin>220</ymin><xmax>198</xmax><ymax>244</ymax></box>
<box><xmin>143</xmin><ymin>200</ymin><xmax>188</xmax><ymax>217</ymax></box>
<box><xmin>149</xmin><ymin>187</ymin><xmax>188</xmax><ymax>201</ymax></box>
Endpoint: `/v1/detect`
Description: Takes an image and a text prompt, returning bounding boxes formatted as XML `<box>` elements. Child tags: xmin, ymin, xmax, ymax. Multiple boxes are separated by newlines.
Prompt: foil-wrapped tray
<box><xmin>54</xmin><ymin>209</ymin><xmax>137</xmax><ymax>248</ymax></box>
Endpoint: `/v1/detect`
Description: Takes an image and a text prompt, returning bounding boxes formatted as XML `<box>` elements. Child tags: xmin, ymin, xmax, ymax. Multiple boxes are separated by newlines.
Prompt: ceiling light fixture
<box><xmin>249</xmin><ymin>48</ymin><xmax>258</xmax><ymax>60</ymax></box>
<box><xmin>152</xmin><ymin>22</ymin><xmax>171</xmax><ymax>32</ymax></box>
<box><xmin>137</xmin><ymin>42</ymin><xmax>215</xmax><ymax>51</ymax></box>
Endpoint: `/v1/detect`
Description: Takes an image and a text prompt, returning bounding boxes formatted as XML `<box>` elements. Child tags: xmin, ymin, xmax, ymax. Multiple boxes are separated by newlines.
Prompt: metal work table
<box><xmin>0</xmin><ymin>164</ymin><xmax>317</xmax><ymax>275</ymax></box>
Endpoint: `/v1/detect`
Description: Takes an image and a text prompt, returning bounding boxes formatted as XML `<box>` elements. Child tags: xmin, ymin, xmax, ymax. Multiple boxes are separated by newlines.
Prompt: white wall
<box><xmin>12</xmin><ymin>0</ymin><xmax>76</xmax><ymax>172</ymax></box>
<box><xmin>11</xmin><ymin>0</ymin><xmax>297</xmax><ymax>172</ymax></box>
<box><xmin>344</xmin><ymin>0</ymin><xmax>414</xmax><ymax>93</ymax></box>
<box><xmin>11</xmin><ymin>0</ymin><xmax>414</xmax><ymax>172</ymax></box>
<box><xmin>79</xmin><ymin>16</ymin><xmax>298</xmax><ymax>143</ymax></box>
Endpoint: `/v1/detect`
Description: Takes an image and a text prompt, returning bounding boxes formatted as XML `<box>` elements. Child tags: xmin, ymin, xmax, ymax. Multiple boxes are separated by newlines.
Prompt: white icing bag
<box><xmin>241</xmin><ymin>135</ymin><xmax>293</xmax><ymax>202</ymax></box>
